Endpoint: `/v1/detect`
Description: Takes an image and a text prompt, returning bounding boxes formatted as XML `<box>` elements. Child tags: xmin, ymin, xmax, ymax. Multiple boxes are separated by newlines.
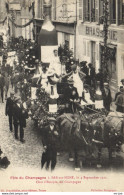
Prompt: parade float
<box><xmin>0</xmin><ymin>1</ymin><xmax>123</xmax><ymax>170</ymax></box>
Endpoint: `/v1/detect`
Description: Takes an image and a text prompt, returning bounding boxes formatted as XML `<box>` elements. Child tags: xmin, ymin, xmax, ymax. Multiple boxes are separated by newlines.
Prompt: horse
<box><xmin>79</xmin><ymin>108</ymin><xmax>124</xmax><ymax>167</ymax></box>
<box><xmin>56</xmin><ymin>113</ymin><xmax>95</xmax><ymax>170</ymax></box>
<box><xmin>57</xmin><ymin>108</ymin><xmax>124</xmax><ymax>170</ymax></box>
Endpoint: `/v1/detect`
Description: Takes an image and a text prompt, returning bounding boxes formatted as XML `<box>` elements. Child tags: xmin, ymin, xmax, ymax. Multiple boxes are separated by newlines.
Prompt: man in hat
<box><xmin>102</xmin><ymin>83</ymin><xmax>112</xmax><ymax>111</ymax></box>
<box><xmin>121</xmin><ymin>79</ymin><xmax>124</xmax><ymax>88</ymax></box>
<box><xmin>41</xmin><ymin>117</ymin><xmax>59</xmax><ymax>171</ymax></box>
<box><xmin>5</xmin><ymin>90</ymin><xmax>15</xmax><ymax>132</ymax></box>
<box><xmin>96</xmin><ymin>69</ymin><xmax>104</xmax><ymax>89</ymax></box>
<box><xmin>115</xmin><ymin>88</ymin><xmax>124</xmax><ymax>113</ymax></box>
<box><xmin>87</xmin><ymin>63</ymin><xmax>96</xmax><ymax>87</ymax></box>
<box><xmin>13</xmin><ymin>96</ymin><xmax>28</xmax><ymax>142</ymax></box>
<box><xmin>115</xmin><ymin>86</ymin><xmax>123</xmax><ymax>101</ymax></box>
<box><xmin>64</xmin><ymin>78</ymin><xmax>79</xmax><ymax>113</ymax></box>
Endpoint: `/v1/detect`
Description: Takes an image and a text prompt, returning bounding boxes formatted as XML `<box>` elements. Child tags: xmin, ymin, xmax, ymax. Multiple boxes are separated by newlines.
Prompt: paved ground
<box><xmin>0</xmin><ymin>88</ymin><xmax>124</xmax><ymax>173</ymax></box>
<box><xmin>0</xmin><ymin>89</ymin><xmax>72</xmax><ymax>171</ymax></box>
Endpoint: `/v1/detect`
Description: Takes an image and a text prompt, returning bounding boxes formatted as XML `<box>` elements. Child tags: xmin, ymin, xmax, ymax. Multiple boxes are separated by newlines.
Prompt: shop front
<box><xmin>77</xmin><ymin>23</ymin><xmax>124</xmax><ymax>97</ymax></box>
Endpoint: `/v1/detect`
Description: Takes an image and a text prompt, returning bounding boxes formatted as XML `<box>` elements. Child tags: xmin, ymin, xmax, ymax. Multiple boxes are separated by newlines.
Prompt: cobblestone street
<box><xmin>0</xmin><ymin>89</ymin><xmax>124</xmax><ymax>173</ymax></box>
<box><xmin>0</xmin><ymin>93</ymin><xmax>73</xmax><ymax>172</ymax></box>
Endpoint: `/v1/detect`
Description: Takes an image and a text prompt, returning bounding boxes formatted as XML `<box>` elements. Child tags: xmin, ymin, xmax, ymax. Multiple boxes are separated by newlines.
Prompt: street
<box><xmin>0</xmin><ymin>93</ymin><xmax>124</xmax><ymax>172</ymax></box>
<box><xmin>0</xmin><ymin>92</ymin><xmax>73</xmax><ymax>171</ymax></box>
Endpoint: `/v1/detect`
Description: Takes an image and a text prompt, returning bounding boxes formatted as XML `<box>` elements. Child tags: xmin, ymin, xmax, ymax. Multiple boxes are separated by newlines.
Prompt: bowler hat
<box><xmin>48</xmin><ymin>117</ymin><xmax>56</xmax><ymax>123</ymax></box>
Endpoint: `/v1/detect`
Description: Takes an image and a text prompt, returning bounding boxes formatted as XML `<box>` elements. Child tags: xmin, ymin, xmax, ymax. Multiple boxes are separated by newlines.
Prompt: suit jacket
<box><xmin>13</xmin><ymin>103</ymin><xmax>28</xmax><ymax>127</ymax></box>
<box><xmin>102</xmin><ymin>88</ymin><xmax>112</xmax><ymax>105</ymax></box>
<box><xmin>5</xmin><ymin>97</ymin><xmax>14</xmax><ymax>116</ymax></box>
<box><xmin>64</xmin><ymin>86</ymin><xmax>79</xmax><ymax>103</ymax></box>
<box><xmin>42</xmin><ymin>125</ymin><xmax>59</xmax><ymax>150</ymax></box>
<box><xmin>88</xmin><ymin>67</ymin><xmax>96</xmax><ymax>78</ymax></box>
<box><xmin>115</xmin><ymin>93</ymin><xmax>124</xmax><ymax>107</ymax></box>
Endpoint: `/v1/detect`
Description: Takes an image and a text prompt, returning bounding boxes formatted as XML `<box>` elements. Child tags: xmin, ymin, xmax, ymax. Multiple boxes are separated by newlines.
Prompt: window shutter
<box><xmin>83</xmin><ymin>0</ymin><xmax>86</xmax><ymax>21</ymax></box>
<box><xmin>84</xmin><ymin>0</ymin><xmax>90</xmax><ymax>21</ymax></box>
<box><xmin>99</xmin><ymin>0</ymin><xmax>103</xmax><ymax>17</ymax></box>
<box><xmin>118</xmin><ymin>0</ymin><xmax>122</xmax><ymax>24</ymax></box>
<box><xmin>52</xmin><ymin>0</ymin><xmax>56</xmax><ymax>20</ymax></box>
<box><xmin>79</xmin><ymin>0</ymin><xmax>83</xmax><ymax>20</ymax></box>
<box><xmin>41</xmin><ymin>0</ymin><xmax>43</xmax><ymax>19</ymax></box>
<box><xmin>95</xmin><ymin>0</ymin><xmax>99</xmax><ymax>22</ymax></box>
<box><xmin>108</xmin><ymin>0</ymin><xmax>112</xmax><ymax>24</ymax></box>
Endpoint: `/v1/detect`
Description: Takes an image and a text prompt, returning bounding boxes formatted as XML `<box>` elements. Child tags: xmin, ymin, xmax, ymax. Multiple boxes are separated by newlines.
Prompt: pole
<box><xmin>102</xmin><ymin>0</ymin><xmax>109</xmax><ymax>82</ymax></box>
<box><xmin>74</xmin><ymin>0</ymin><xmax>77</xmax><ymax>59</ymax></box>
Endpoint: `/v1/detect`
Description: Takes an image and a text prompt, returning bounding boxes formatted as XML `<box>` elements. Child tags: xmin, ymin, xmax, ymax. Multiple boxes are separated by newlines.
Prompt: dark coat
<box><xmin>0</xmin><ymin>75</ymin><xmax>5</xmax><ymax>87</ymax></box>
<box><xmin>88</xmin><ymin>67</ymin><xmax>96</xmax><ymax>78</ymax></box>
<box><xmin>42</xmin><ymin>125</ymin><xmax>59</xmax><ymax>151</ymax></box>
<box><xmin>5</xmin><ymin>97</ymin><xmax>14</xmax><ymax>116</ymax></box>
<box><xmin>81</xmin><ymin>65</ymin><xmax>88</xmax><ymax>76</ymax></box>
<box><xmin>102</xmin><ymin>88</ymin><xmax>112</xmax><ymax>111</ymax></box>
<box><xmin>13</xmin><ymin>103</ymin><xmax>28</xmax><ymax>128</ymax></box>
<box><xmin>64</xmin><ymin>86</ymin><xmax>79</xmax><ymax>103</ymax></box>
<box><xmin>115</xmin><ymin>93</ymin><xmax>124</xmax><ymax>113</ymax></box>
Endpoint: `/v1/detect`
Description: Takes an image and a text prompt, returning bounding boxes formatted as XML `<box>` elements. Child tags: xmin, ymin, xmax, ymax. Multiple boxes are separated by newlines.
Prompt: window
<box><xmin>110</xmin><ymin>0</ymin><xmax>123</xmax><ymax>25</ymax></box>
<box><xmin>84</xmin><ymin>0</ymin><xmax>98</xmax><ymax>22</ymax></box>
<box><xmin>110</xmin><ymin>0</ymin><xmax>116</xmax><ymax>24</ymax></box>
<box><xmin>52</xmin><ymin>0</ymin><xmax>56</xmax><ymax>20</ymax></box>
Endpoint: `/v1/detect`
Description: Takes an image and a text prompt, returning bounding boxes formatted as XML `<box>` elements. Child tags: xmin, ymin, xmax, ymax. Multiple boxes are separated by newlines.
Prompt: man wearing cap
<box><xmin>41</xmin><ymin>117</ymin><xmax>59</xmax><ymax>171</ymax></box>
<box><xmin>102</xmin><ymin>83</ymin><xmax>112</xmax><ymax>111</ymax></box>
<box><xmin>5</xmin><ymin>90</ymin><xmax>15</xmax><ymax>132</ymax></box>
<box><xmin>13</xmin><ymin>96</ymin><xmax>28</xmax><ymax>142</ymax></box>
<box><xmin>64</xmin><ymin>78</ymin><xmax>79</xmax><ymax>113</ymax></box>
<box><xmin>115</xmin><ymin>86</ymin><xmax>123</xmax><ymax>101</ymax></box>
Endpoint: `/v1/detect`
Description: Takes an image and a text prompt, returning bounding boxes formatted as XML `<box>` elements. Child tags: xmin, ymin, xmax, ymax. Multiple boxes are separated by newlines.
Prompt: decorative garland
<box><xmin>0</xmin><ymin>17</ymin><xmax>7</xmax><ymax>24</ymax></box>
<box><xmin>9</xmin><ymin>17</ymin><xmax>34</xmax><ymax>28</ymax></box>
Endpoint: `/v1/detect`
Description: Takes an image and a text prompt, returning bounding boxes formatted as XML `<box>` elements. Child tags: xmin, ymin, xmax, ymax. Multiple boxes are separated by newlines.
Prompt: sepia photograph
<box><xmin>0</xmin><ymin>0</ymin><xmax>124</xmax><ymax>192</ymax></box>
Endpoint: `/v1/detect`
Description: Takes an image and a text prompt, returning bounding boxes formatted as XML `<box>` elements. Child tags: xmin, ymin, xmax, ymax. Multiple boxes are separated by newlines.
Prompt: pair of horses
<box><xmin>56</xmin><ymin>109</ymin><xmax>124</xmax><ymax>170</ymax></box>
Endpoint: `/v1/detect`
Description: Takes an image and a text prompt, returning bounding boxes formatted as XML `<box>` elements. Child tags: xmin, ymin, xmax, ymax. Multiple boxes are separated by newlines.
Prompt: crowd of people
<box><xmin>0</xmin><ymin>34</ymin><xmax>124</xmax><ymax>171</ymax></box>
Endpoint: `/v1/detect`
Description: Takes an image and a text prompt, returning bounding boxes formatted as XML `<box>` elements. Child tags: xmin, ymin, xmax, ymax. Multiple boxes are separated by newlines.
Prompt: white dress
<box><xmin>73</xmin><ymin>71</ymin><xmax>84</xmax><ymax>97</ymax></box>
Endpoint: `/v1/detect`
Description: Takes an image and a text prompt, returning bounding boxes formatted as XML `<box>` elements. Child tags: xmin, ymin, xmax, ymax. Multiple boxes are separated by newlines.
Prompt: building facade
<box><xmin>8</xmin><ymin>0</ymin><xmax>22</xmax><ymax>37</ymax></box>
<box><xmin>20</xmin><ymin>0</ymin><xmax>34</xmax><ymax>40</ymax></box>
<box><xmin>34</xmin><ymin>0</ymin><xmax>77</xmax><ymax>56</ymax></box>
<box><xmin>76</xmin><ymin>0</ymin><xmax>124</xmax><ymax>97</ymax></box>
